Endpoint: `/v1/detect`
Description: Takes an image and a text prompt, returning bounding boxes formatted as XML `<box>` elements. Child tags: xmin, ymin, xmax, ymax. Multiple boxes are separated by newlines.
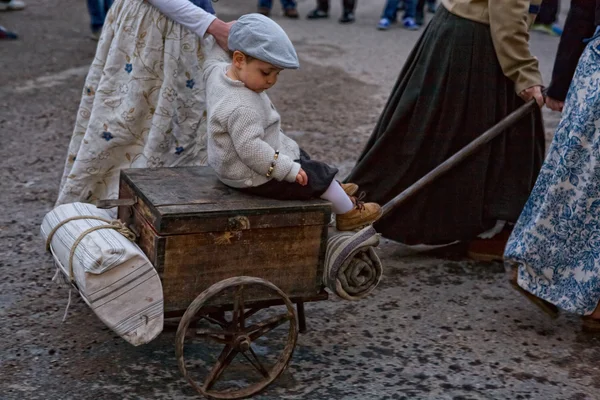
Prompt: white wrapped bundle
<box><xmin>41</xmin><ymin>202</ymin><xmax>163</xmax><ymax>346</ymax></box>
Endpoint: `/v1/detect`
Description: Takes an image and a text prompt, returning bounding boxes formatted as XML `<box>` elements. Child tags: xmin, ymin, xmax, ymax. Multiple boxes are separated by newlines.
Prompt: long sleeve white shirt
<box><xmin>146</xmin><ymin>0</ymin><xmax>216</xmax><ymax>37</ymax></box>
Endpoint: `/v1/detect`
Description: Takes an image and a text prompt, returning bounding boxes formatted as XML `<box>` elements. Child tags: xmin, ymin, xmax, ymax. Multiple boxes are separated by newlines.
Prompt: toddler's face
<box><xmin>233</xmin><ymin>52</ymin><xmax>282</xmax><ymax>93</ymax></box>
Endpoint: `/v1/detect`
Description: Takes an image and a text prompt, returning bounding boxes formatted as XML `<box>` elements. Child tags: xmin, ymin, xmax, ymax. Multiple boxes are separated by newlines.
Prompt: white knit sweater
<box><xmin>202</xmin><ymin>37</ymin><xmax>301</xmax><ymax>188</ymax></box>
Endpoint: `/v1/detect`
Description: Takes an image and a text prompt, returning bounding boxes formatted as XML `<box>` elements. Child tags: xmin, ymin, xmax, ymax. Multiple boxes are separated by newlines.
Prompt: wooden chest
<box><xmin>117</xmin><ymin>167</ymin><xmax>331</xmax><ymax>313</ymax></box>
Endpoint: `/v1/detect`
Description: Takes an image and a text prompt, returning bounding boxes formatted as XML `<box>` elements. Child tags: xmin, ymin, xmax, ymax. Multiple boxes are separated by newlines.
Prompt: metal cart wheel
<box><xmin>175</xmin><ymin>276</ymin><xmax>298</xmax><ymax>400</ymax></box>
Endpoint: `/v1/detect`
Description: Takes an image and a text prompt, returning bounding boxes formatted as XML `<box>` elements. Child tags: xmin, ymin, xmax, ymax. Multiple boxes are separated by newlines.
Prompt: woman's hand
<box><xmin>207</xmin><ymin>19</ymin><xmax>235</xmax><ymax>51</ymax></box>
<box><xmin>296</xmin><ymin>169</ymin><xmax>308</xmax><ymax>186</ymax></box>
<box><xmin>546</xmin><ymin>97</ymin><xmax>565</xmax><ymax>112</ymax></box>
<box><xmin>519</xmin><ymin>85</ymin><xmax>545</xmax><ymax>108</ymax></box>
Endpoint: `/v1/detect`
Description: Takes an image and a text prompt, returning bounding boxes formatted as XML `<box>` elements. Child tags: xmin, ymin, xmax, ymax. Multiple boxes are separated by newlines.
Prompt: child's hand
<box><xmin>296</xmin><ymin>169</ymin><xmax>308</xmax><ymax>186</ymax></box>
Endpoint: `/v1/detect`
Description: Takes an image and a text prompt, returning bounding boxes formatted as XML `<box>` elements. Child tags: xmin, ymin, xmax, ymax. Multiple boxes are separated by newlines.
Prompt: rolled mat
<box><xmin>323</xmin><ymin>225</ymin><xmax>383</xmax><ymax>300</ymax></box>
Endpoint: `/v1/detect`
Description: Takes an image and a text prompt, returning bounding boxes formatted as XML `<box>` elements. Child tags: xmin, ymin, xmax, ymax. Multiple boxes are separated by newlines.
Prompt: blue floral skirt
<box><xmin>505</xmin><ymin>36</ymin><xmax>600</xmax><ymax>315</ymax></box>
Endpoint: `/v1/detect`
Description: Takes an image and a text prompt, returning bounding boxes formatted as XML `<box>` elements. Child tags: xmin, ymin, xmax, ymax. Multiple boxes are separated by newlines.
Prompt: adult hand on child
<box><xmin>546</xmin><ymin>97</ymin><xmax>565</xmax><ymax>112</ymax></box>
<box><xmin>207</xmin><ymin>19</ymin><xmax>236</xmax><ymax>51</ymax></box>
<box><xmin>519</xmin><ymin>85</ymin><xmax>545</xmax><ymax>108</ymax></box>
<box><xmin>296</xmin><ymin>169</ymin><xmax>308</xmax><ymax>186</ymax></box>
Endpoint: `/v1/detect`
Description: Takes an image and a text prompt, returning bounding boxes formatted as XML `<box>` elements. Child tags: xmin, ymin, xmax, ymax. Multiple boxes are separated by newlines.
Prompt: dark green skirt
<box><xmin>346</xmin><ymin>6</ymin><xmax>545</xmax><ymax>244</ymax></box>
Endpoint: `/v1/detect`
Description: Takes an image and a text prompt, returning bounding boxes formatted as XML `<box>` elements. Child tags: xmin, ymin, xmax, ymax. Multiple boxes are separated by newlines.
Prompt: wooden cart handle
<box><xmin>381</xmin><ymin>99</ymin><xmax>538</xmax><ymax>217</ymax></box>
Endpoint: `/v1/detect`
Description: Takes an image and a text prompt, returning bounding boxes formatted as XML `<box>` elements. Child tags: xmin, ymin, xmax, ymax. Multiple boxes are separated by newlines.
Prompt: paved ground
<box><xmin>1</xmin><ymin>1</ymin><xmax>598</xmax><ymax>399</ymax></box>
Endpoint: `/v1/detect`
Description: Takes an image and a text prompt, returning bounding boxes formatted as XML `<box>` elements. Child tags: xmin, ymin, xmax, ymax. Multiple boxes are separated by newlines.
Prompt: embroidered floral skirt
<box><xmin>56</xmin><ymin>0</ymin><xmax>208</xmax><ymax>207</ymax></box>
<box><xmin>505</xmin><ymin>37</ymin><xmax>600</xmax><ymax>315</ymax></box>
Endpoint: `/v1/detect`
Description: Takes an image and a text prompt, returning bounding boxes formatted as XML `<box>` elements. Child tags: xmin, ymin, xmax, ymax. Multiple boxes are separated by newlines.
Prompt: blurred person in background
<box><xmin>531</xmin><ymin>0</ymin><xmax>563</xmax><ymax>36</ymax></box>
<box><xmin>306</xmin><ymin>0</ymin><xmax>356</xmax><ymax>24</ymax></box>
<box><xmin>87</xmin><ymin>0</ymin><xmax>113</xmax><ymax>40</ymax></box>
<box><xmin>377</xmin><ymin>0</ymin><xmax>419</xmax><ymax>30</ymax></box>
<box><xmin>257</xmin><ymin>0</ymin><xmax>299</xmax><ymax>19</ymax></box>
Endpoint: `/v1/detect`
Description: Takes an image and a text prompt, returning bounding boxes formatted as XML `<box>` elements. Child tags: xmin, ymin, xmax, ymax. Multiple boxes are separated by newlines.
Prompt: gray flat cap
<box><xmin>228</xmin><ymin>13</ymin><xmax>300</xmax><ymax>69</ymax></box>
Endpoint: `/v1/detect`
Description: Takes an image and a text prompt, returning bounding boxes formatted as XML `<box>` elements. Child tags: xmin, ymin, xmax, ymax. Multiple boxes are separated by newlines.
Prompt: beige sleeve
<box><xmin>488</xmin><ymin>0</ymin><xmax>543</xmax><ymax>94</ymax></box>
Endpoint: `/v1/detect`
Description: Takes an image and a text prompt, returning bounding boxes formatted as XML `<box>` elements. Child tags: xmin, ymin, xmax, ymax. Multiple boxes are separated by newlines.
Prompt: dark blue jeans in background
<box><xmin>258</xmin><ymin>0</ymin><xmax>297</xmax><ymax>10</ymax></box>
<box><xmin>87</xmin><ymin>0</ymin><xmax>113</xmax><ymax>33</ymax></box>
<box><xmin>382</xmin><ymin>0</ymin><xmax>416</xmax><ymax>20</ymax></box>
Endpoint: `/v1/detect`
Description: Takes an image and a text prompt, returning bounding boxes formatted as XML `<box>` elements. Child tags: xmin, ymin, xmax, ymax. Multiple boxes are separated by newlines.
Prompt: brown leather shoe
<box><xmin>340</xmin><ymin>182</ymin><xmax>359</xmax><ymax>196</ymax></box>
<box><xmin>257</xmin><ymin>6</ymin><xmax>270</xmax><ymax>16</ymax></box>
<box><xmin>467</xmin><ymin>229</ymin><xmax>512</xmax><ymax>262</ymax></box>
<box><xmin>336</xmin><ymin>200</ymin><xmax>382</xmax><ymax>231</ymax></box>
<box><xmin>283</xmin><ymin>8</ymin><xmax>299</xmax><ymax>18</ymax></box>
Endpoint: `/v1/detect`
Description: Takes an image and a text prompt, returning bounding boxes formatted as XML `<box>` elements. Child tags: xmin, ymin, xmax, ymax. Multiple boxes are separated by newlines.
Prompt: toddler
<box><xmin>202</xmin><ymin>14</ymin><xmax>382</xmax><ymax>231</ymax></box>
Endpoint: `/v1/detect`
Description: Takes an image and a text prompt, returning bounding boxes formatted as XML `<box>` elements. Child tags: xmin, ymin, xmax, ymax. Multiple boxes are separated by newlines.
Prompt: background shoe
<box><xmin>532</xmin><ymin>23</ymin><xmax>562</xmax><ymax>36</ymax></box>
<box><xmin>402</xmin><ymin>17</ymin><xmax>419</xmax><ymax>30</ymax></box>
<box><xmin>257</xmin><ymin>6</ymin><xmax>271</xmax><ymax>17</ymax></box>
<box><xmin>90</xmin><ymin>30</ymin><xmax>101</xmax><ymax>41</ymax></box>
<box><xmin>467</xmin><ymin>229</ymin><xmax>511</xmax><ymax>262</ymax></box>
<box><xmin>283</xmin><ymin>8</ymin><xmax>299</xmax><ymax>18</ymax></box>
<box><xmin>306</xmin><ymin>9</ymin><xmax>328</xmax><ymax>19</ymax></box>
<box><xmin>377</xmin><ymin>17</ymin><xmax>392</xmax><ymax>30</ymax></box>
<box><xmin>0</xmin><ymin>24</ymin><xmax>18</xmax><ymax>39</ymax></box>
<box><xmin>339</xmin><ymin>11</ymin><xmax>355</xmax><ymax>24</ymax></box>
<box><xmin>0</xmin><ymin>0</ymin><xmax>25</xmax><ymax>11</ymax></box>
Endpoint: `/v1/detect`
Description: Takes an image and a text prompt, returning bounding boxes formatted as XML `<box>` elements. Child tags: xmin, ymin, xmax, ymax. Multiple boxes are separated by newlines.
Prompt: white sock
<box><xmin>320</xmin><ymin>181</ymin><xmax>354</xmax><ymax>214</ymax></box>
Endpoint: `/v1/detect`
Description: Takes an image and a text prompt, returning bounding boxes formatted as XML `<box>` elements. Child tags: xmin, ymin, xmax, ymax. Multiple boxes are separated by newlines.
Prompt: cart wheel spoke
<box><xmin>243</xmin><ymin>307</ymin><xmax>261</xmax><ymax>321</ymax></box>
<box><xmin>243</xmin><ymin>346</ymin><xmax>270</xmax><ymax>378</ymax></box>
<box><xmin>203</xmin><ymin>344</ymin><xmax>238</xmax><ymax>391</ymax></box>
<box><xmin>247</xmin><ymin>313</ymin><xmax>292</xmax><ymax>341</ymax></box>
<box><xmin>195</xmin><ymin>329</ymin><xmax>235</xmax><ymax>345</ymax></box>
<box><xmin>232</xmin><ymin>285</ymin><xmax>245</xmax><ymax>330</ymax></box>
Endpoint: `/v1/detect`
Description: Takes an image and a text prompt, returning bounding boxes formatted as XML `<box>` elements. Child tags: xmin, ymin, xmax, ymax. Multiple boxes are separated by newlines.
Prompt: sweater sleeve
<box><xmin>488</xmin><ymin>0</ymin><xmax>543</xmax><ymax>94</ymax></box>
<box><xmin>146</xmin><ymin>0</ymin><xmax>216</xmax><ymax>38</ymax></box>
<box><xmin>201</xmin><ymin>36</ymin><xmax>232</xmax><ymax>83</ymax></box>
<box><xmin>227</xmin><ymin>107</ymin><xmax>301</xmax><ymax>183</ymax></box>
<box><xmin>547</xmin><ymin>0</ymin><xmax>597</xmax><ymax>101</ymax></box>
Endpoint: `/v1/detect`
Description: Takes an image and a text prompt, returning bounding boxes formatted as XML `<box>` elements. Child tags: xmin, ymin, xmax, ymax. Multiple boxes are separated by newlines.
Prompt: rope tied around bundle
<box><xmin>45</xmin><ymin>215</ymin><xmax>136</xmax><ymax>283</ymax></box>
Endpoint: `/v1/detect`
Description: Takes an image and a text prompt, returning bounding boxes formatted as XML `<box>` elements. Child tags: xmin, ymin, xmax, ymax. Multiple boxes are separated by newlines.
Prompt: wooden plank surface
<box><xmin>120</xmin><ymin>167</ymin><xmax>331</xmax><ymax>235</ymax></box>
<box><xmin>161</xmin><ymin>224</ymin><xmax>327</xmax><ymax>312</ymax></box>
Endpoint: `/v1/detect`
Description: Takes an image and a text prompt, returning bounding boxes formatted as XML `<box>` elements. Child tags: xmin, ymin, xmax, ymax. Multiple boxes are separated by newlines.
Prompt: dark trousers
<box><xmin>87</xmin><ymin>0</ymin><xmax>113</xmax><ymax>32</ymax></box>
<box><xmin>316</xmin><ymin>0</ymin><xmax>356</xmax><ymax>12</ymax></box>
<box><xmin>239</xmin><ymin>150</ymin><xmax>338</xmax><ymax>201</ymax></box>
<box><xmin>535</xmin><ymin>0</ymin><xmax>559</xmax><ymax>24</ymax></box>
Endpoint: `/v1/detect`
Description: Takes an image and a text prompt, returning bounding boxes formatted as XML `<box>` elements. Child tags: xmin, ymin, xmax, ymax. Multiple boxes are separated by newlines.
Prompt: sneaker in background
<box><xmin>339</xmin><ymin>11</ymin><xmax>355</xmax><ymax>24</ymax></box>
<box><xmin>403</xmin><ymin>17</ymin><xmax>419</xmax><ymax>30</ymax></box>
<box><xmin>0</xmin><ymin>0</ymin><xmax>26</xmax><ymax>11</ymax></box>
<box><xmin>532</xmin><ymin>23</ymin><xmax>562</xmax><ymax>36</ymax></box>
<box><xmin>306</xmin><ymin>9</ymin><xmax>329</xmax><ymax>19</ymax></box>
<box><xmin>0</xmin><ymin>24</ymin><xmax>18</xmax><ymax>39</ymax></box>
<box><xmin>377</xmin><ymin>17</ymin><xmax>392</xmax><ymax>30</ymax></box>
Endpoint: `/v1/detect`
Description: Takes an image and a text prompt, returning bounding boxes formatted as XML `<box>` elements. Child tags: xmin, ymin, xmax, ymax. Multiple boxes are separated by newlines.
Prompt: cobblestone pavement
<box><xmin>1</xmin><ymin>1</ymin><xmax>597</xmax><ymax>399</ymax></box>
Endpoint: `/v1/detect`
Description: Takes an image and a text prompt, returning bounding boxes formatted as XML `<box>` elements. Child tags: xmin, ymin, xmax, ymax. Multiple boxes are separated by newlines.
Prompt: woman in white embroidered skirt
<box><xmin>56</xmin><ymin>0</ymin><xmax>233</xmax><ymax>207</ymax></box>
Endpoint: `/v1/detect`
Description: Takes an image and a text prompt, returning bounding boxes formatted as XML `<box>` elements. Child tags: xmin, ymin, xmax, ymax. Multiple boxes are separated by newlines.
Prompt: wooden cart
<box><xmin>114</xmin><ymin>166</ymin><xmax>333</xmax><ymax>400</ymax></box>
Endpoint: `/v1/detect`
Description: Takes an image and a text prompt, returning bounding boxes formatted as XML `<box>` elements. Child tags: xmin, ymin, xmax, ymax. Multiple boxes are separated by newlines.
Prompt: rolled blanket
<box><xmin>323</xmin><ymin>225</ymin><xmax>383</xmax><ymax>301</ymax></box>
<box><xmin>41</xmin><ymin>203</ymin><xmax>164</xmax><ymax>346</ymax></box>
